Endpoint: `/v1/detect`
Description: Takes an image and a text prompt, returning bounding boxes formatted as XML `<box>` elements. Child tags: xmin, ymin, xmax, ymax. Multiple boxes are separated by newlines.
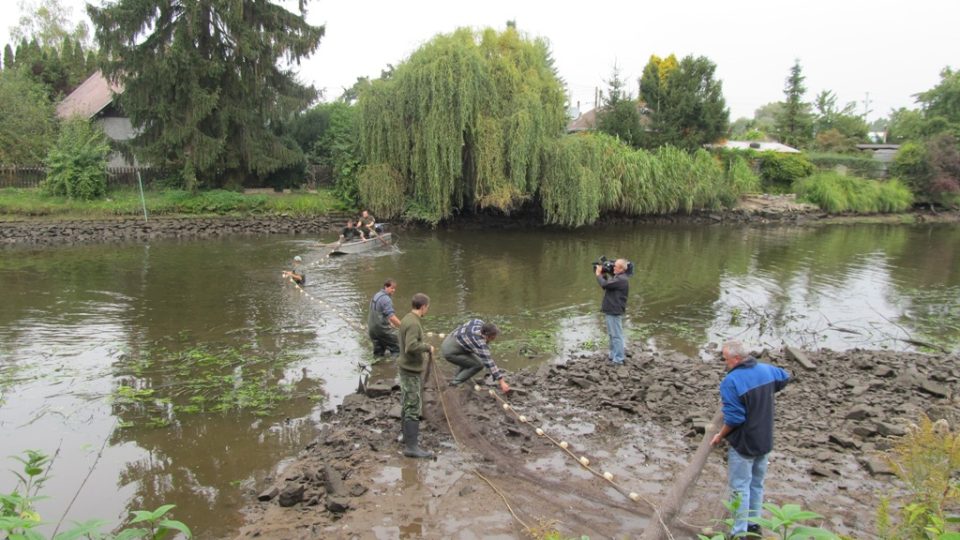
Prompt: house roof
<box><xmin>567</xmin><ymin>108</ymin><xmax>597</xmax><ymax>132</ymax></box>
<box><xmin>56</xmin><ymin>70</ymin><xmax>124</xmax><ymax>120</ymax></box>
<box><xmin>710</xmin><ymin>140</ymin><xmax>801</xmax><ymax>153</ymax></box>
<box><xmin>856</xmin><ymin>144</ymin><xmax>900</xmax><ymax>151</ymax></box>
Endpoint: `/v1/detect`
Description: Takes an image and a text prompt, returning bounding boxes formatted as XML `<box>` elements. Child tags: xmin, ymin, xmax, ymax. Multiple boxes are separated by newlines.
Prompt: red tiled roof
<box><xmin>56</xmin><ymin>70</ymin><xmax>124</xmax><ymax>120</ymax></box>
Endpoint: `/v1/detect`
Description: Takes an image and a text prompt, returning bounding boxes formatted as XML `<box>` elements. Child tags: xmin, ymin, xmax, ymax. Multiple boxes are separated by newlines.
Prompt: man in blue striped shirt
<box><xmin>711</xmin><ymin>341</ymin><xmax>791</xmax><ymax>537</ymax></box>
<box><xmin>441</xmin><ymin>319</ymin><xmax>510</xmax><ymax>394</ymax></box>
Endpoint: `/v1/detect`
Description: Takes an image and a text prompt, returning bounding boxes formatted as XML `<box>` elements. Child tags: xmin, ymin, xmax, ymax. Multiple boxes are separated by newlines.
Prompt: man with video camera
<box><xmin>594</xmin><ymin>258</ymin><xmax>631</xmax><ymax>365</ymax></box>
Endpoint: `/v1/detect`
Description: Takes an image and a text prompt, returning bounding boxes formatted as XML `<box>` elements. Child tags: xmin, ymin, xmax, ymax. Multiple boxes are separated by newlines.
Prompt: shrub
<box><xmin>891</xmin><ymin>142</ymin><xmax>933</xmax><ymax>193</ymax></box>
<box><xmin>758</xmin><ymin>152</ymin><xmax>815</xmax><ymax>192</ymax></box>
<box><xmin>892</xmin><ymin>135</ymin><xmax>960</xmax><ymax>207</ymax></box>
<box><xmin>41</xmin><ymin>118</ymin><xmax>110</xmax><ymax>200</ymax></box>
<box><xmin>793</xmin><ymin>172</ymin><xmax>913</xmax><ymax>213</ymax></box>
<box><xmin>877</xmin><ymin>415</ymin><xmax>960</xmax><ymax>540</ymax></box>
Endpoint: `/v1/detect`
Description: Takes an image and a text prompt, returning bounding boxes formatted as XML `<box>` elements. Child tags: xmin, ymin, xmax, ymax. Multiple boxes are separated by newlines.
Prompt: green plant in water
<box><xmin>112</xmin><ymin>344</ymin><xmax>313</xmax><ymax>426</ymax></box>
<box><xmin>877</xmin><ymin>415</ymin><xmax>960</xmax><ymax>539</ymax></box>
<box><xmin>0</xmin><ymin>449</ymin><xmax>50</xmax><ymax>531</ymax></box>
<box><xmin>0</xmin><ymin>450</ymin><xmax>191</xmax><ymax>539</ymax></box>
<box><xmin>729</xmin><ymin>307</ymin><xmax>743</xmax><ymax>326</ymax></box>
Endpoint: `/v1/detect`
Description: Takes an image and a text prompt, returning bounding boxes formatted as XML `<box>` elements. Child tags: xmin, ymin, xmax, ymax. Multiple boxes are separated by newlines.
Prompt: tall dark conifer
<box><xmin>2</xmin><ymin>45</ymin><xmax>13</xmax><ymax>71</ymax></box>
<box><xmin>89</xmin><ymin>0</ymin><xmax>325</xmax><ymax>188</ymax></box>
<box><xmin>71</xmin><ymin>38</ymin><xmax>86</xmax><ymax>82</ymax></box>
<box><xmin>775</xmin><ymin>60</ymin><xmax>814</xmax><ymax>148</ymax></box>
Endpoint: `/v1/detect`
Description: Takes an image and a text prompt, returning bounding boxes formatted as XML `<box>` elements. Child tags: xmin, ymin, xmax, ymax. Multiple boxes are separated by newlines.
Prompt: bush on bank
<box><xmin>539</xmin><ymin>133</ymin><xmax>752</xmax><ymax>227</ymax></box>
<box><xmin>793</xmin><ymin>172</ymin><xmax>913</xmax><ymax>214</ymax></box>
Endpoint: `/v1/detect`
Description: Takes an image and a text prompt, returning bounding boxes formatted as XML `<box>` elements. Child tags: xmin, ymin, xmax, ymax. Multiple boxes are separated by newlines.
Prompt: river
<box><xmin>0</xmin><ymin>223</ymin><xmax>958</xmax><ymax>538</ymax></box>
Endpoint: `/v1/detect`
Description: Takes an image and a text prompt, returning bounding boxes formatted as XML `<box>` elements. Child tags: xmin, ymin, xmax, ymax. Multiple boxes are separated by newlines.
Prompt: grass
<box><xmin>793</xmin><ymin>172</ymin><xmax>914</xmax><ymax>214</ymax></box>
<box><xmin>0</xmin><ymin>187</ymin><xmax>351</xmax><ymax>219</ymax></box>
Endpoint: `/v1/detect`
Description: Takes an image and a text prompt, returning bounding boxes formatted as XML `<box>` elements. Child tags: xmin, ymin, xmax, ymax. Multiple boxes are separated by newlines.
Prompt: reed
<box><xmin>793</xmin><ymin>172</ymin><xmax>913</xmax><ymax>213</ymax></box>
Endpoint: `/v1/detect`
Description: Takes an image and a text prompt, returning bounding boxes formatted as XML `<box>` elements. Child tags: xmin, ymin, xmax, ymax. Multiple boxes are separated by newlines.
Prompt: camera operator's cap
<box><xmin>294</xmin><ymin>256</ymin><xmax>302</xmax><ymax>262</ymax></box>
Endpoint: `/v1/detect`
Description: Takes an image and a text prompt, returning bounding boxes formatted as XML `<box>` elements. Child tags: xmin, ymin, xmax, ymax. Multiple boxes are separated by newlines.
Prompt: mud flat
<box><xmin>235</xmin><ymin>345</ymin><xmax>958</xmax><ymax>539</ymax></box>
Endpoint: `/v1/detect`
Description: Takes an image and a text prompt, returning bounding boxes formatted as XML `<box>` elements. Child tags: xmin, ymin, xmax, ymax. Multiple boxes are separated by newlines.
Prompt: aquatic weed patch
<box><xmin>495</xmin><ymin>319</ymin><xmax>560</xmax><ymax>358</ymax></box>
<box><xmin>111</xmin><ymin>344</ymin><xmax>321</xmax><ymax>428</ymax></box>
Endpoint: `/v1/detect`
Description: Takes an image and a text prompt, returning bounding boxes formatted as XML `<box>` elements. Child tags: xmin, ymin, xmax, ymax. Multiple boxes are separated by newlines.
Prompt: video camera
<box><xmin>593</xmin><ymin>255</ymin><xmax>634</xmax><ymax>276</ymax></box>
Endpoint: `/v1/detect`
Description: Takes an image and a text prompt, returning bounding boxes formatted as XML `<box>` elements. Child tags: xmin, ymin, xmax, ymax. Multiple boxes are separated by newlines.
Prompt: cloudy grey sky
<box><xmin>6</xmin><ymin>0</ymin><xmax>958</xmax><ymax>121</ymax></box>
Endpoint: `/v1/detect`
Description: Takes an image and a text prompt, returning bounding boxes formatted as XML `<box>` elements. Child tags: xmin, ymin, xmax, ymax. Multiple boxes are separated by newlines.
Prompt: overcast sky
<box><xmin>5</xmin><ymin>0</ymin><xmax>958</xmax><ymax>121</ymax></box>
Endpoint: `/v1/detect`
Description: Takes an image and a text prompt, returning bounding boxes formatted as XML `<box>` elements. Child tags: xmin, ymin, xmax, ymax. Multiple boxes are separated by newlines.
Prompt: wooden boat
<box><xmin>329</xmin><ymin>233</ymin><xmax>393</xmax><ymax>255</ymax></box>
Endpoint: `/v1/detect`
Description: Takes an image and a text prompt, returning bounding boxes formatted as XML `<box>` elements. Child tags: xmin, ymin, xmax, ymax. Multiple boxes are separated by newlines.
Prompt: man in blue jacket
<box><xmin>710</xmin><ymin>341</ymin><xmax>790</xmax><ymax>537</ymax></box>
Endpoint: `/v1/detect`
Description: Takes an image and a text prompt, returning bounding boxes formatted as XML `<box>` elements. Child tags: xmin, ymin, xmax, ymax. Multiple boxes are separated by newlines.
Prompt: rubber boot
<box><xmin>401</xmin><ymin>419</ymin><xmax>434</xmax><ymax>459</ymax></box>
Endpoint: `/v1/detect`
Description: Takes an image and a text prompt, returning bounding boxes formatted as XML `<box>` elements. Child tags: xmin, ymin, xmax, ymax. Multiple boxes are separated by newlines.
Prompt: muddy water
<box><xmin>0</xmin><ymin>223</ymin><xmax>958</xmax><ymax>538</ymax></box>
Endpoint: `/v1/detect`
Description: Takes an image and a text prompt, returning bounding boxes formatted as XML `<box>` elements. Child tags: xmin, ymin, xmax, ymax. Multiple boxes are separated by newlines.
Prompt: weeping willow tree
<box><xmin>540</xmin><ymin>132</ymin><xmax>746</xmax><ymax>227</ymax></box>
<box><xmin>357</xmin><ymin>27</ymin><xmax>566</xmax><ymax>223</ymax></box>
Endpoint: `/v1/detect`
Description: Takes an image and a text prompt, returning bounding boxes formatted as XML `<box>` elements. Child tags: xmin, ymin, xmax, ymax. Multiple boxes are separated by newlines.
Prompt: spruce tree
<box><xmin>775</xmin><ymin>60</ymin><xmax>814</xmax><ymax>148</ymax></box>
<box><xmin>639</xmin><ymin>54</ymin><xmax>727</xmax><ymax>150</ymax></box>
<box><xmin>2</xmin><ymin>45</ymin><xmax>13</xmax><ymax>71</ymax></box>
<box><xmin>89</xmin><ymin>0</ymin><xmax>325</xmax><ymax>189</ymax></box>
<box><xmin>15</xmin><ymin>40</ymin><xmax>28</xmax><ymax>67</ymax></box>
<box><xmin>84</xmin><ymin>50</ymin><xmax>96</xmax><ymax>75</ymax></box>
<box><xmin>59</xmin><ymin>36</ymin><xmax>76</xmax><ymax>86</ymax></box>
<box><xmin>71</xmin><ymin>38</ymin><xmax>86</xmax><ymax>83</ymax></box>
<box><xmin>597</xmin><ymin>63</ymin><xmax>641</xmax><ymax>146</ymax></box>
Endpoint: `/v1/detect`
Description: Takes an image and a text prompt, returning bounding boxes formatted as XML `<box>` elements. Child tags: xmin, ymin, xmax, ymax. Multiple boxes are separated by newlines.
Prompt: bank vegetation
<box><xmin>3</xmin><ymin>10</ymin><xmax>958</xmax><ymax>226</ymax></box>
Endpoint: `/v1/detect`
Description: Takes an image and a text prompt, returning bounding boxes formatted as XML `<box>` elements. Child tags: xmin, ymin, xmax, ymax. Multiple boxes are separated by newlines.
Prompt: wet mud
<box><xmin>234</xmin><ymin>345</ymin><xmax>959</xmax><ymax>539</ymax></box>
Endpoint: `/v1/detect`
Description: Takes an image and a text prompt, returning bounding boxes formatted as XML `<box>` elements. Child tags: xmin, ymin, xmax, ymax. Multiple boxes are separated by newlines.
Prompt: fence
<box><xmin>0</xmin><ymin>165</ymin><xmax>170</xmax><ymax>189</ymax></box>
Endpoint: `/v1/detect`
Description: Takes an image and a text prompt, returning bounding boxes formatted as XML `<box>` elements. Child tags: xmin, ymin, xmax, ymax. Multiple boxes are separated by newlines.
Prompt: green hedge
<box><xmin>0</xmin><ymin>188</ymin><xmax>347</xmax><ymax>217</ymax></box>
<box><xmin>806</xmin><ymin>152</ymin><xmax>886</xmax><ymax>179</ymax></box>
<box><xmin>758</xmin><ymin>152</ymin><xmax>815</xmax><ymax>191</ymax></box>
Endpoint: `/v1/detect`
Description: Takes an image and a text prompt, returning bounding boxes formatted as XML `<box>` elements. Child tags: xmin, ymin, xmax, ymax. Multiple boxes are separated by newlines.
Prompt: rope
<box><xmin>478</xmin><ymin>385</ymin><xmax>678</xmax><ymax>540</ymax></box>
<box><xmin>473</xmin><ymin>470</ymin><xmax>532</xmax><ymax>532</ymax></box>
<box><xmin>283</xmin><ymin>273</ymin><xmax>693</xmax><ymax>537</ymax></box>
<box><xmin>284</xmin><ymin>269</ymin><xmax>534</xmax><ymax>533</ymax></box>
<box><xmin>286</xmin><ymin>277</ymin><xmax>367</xmax><ymax>334</ymax></box>
<box><xmin>427</xmin><ymin>350</ymin><xmax>535</xmax><ymax>535</ymax></box>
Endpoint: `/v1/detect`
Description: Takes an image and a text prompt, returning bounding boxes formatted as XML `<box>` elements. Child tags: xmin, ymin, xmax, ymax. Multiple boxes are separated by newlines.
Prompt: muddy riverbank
<box><xmin>3</xmin><ymin>196</ymin><xmax>956</xmax><ymax>245</ymax></box>
<box><xmin>233</xmin><ymin>344</ymin><xmax>959</xmax><ymax>539</ymax></box>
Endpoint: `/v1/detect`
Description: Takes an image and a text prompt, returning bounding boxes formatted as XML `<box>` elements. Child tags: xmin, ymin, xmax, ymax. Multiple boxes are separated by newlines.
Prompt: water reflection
<box><xmin>0</xmin><ymin>224</ymin><xmax>957</xmax><ymax>538</ymax></box>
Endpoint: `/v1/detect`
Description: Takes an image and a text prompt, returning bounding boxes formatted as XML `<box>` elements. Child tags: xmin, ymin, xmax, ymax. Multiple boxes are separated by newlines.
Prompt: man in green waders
<box><xmin>367</xmin><ymin>279</ymin><xmax>401</xmax><ymax>357</ymax></box>
<box><xmin>397</xmin><ymin>293</ymin><xmax>434</xmax><ymax>459</ymax></box>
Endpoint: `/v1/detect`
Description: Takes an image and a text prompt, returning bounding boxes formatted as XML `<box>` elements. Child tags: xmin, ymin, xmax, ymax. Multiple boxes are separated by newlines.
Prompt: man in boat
<box><xmin>281</xmin><ymin>255</ymin><xmax>306</xmax><ymax>285</ymax></box>
<box><xmin>339</xmin><ymin>219</ymin><xmax>366</xmax><ymax>242</ymax></box>
<box><xmin>355</xmin><ymin>210</ymin><xmax>377</xmax><ymax>238</ymax></box>
<box><xmin>397</xmin><ymin>293</ymin><xmax>435</xmax><ymax>459</ymax></box>
<box><xmin>367</xmin><ymin>279</ymin><xmax>401</xmax><ymax>357</ymax></box>
<box><xmin>441</xmin><ymin>319</ymin><xmax>510</xmax><ymax>394</ymax></box>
